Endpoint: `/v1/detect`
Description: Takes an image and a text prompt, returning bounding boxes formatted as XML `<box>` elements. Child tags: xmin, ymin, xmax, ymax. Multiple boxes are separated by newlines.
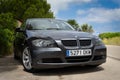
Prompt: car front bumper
<box><xmin>30</xmin><ymin>45</ymin><xmax>106</xmax><ymax>69</ymax></box>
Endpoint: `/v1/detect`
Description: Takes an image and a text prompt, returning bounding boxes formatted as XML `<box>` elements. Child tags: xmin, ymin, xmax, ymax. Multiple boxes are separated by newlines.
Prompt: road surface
<box><xmin>0</xmin><ymin>45</ymin><xmax>120</xmax><ymax>80</ymax></box>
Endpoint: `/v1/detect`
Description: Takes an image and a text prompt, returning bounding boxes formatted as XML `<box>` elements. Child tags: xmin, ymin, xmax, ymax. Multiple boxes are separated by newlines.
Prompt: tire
<box><xmin>22</xmin><ymin>47</ymin><xmax>34</xmax><ymax>72</ymax></box>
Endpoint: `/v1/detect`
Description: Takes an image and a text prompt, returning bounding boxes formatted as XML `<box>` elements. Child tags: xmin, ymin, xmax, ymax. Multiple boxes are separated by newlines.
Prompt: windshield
<box><xmin>26</xmin><ymin>19</ymin><xmax>74</xmax><ymax>30</ymax></box>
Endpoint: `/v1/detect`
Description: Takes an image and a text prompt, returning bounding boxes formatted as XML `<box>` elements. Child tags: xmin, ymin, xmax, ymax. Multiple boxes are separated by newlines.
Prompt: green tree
<box><xmin>0</xmin><ymin>13</ymin><xmax>17</xmax><ymax>31</ymax></box>
<box><xmin>80</xmin><ymin>24</ymin><xmax>94</xmax><ymax>33</ymax></box>
<box><xmin>67</xmin><ymin>19</ymin><xmax>80</xmax><ymax>30</ymax></box>
<box><xmin>0</xmin><ymin>13</ymin><xmax>16</xmax><ymax>56</ymax></box>
<box><xmin>0</xmin><ymin>0</ymin><xmax>54</xmax><ymax>22</ymax></box>
<box><xmin>0</xmin><ymin>0</ymin><xmax>54</xmax><ymax>56</ymax></box>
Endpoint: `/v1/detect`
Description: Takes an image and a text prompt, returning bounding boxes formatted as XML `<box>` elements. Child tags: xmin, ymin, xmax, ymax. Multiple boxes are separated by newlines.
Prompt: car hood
<box><xmin>26</xmin><ymin>30</ymin><xmax>93</xmax><ymax>40</ymax></box>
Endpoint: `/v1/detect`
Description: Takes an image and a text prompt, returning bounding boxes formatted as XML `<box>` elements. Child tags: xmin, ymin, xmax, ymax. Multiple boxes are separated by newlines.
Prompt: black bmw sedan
<box><xmin>14</xmin><ymin>18</ymin><xmax>106</xmax><ymax>72</ymax></box>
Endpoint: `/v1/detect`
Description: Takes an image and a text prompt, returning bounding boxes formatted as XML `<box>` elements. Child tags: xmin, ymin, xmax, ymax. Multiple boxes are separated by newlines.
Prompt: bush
<box><xmin>0</xmin><ymin>29</ymin><xmax>14</xmax><ymax>56</ymax></box>
<box><xmin>99</xmin><ymin>32</ymin><xmax>120</xmax><ymax>39</ymax></box>
<box><xmin>0</xmin><ymin>13</ymin><xmax>17</xmax><ymax>56</ymax></box>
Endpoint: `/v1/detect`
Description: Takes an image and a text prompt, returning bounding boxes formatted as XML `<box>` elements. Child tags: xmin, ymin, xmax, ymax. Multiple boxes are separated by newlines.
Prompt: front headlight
<box><xmin>94</xmin><ymin>37</ymin><xmax>104</xmax><ymax>46</ymax></box>
<box><xmin>32</xmin><ymin>39</ymin><xmax>55</xmax><ymax>47</ymax></box>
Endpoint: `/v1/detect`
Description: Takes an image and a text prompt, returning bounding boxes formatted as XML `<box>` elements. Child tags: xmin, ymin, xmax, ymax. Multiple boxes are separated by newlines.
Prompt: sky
<box><xmin>47</xmin><ymin>0</ymin><xmax>120</xmax><ymax>34</ymax></box>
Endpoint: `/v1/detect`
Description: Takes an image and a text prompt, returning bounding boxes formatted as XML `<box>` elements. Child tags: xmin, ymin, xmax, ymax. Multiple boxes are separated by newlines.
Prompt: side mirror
<box><xmin>15</xmin><ymin>27</ymin><xmax>24</xmax><ymax>32</ymax></box>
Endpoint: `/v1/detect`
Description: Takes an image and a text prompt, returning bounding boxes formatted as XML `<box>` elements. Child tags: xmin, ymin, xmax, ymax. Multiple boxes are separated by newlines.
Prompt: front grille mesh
<box><xmin>62</xmin><ymin>40</ymin><xmax>77</xmax><ymax>47</ymax></box>
<box><xmin>61</xmin><ymin>39</ymin><xmax>91</xmax><ymax>47</ymax></box>
<box><xmin>79</xmin><ymin>40</ymin><xmax>91</xmax><ymax>46</ymax></box>
<box><xmin>65</xmin><ymin>56</ymin><xmax>92</xmax><ymax>62</ymax></box>
<box><xmin>42</xmin><ymin>58</ymin><xmax>62</xmax><ymax>63</ymax></box>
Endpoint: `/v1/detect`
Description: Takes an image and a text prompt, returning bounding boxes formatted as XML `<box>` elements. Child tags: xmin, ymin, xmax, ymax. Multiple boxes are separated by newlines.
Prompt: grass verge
<box><xmin>102</xmin><ymin>37</ymin><xmax>120</xmax><ymax>46</ymax></box>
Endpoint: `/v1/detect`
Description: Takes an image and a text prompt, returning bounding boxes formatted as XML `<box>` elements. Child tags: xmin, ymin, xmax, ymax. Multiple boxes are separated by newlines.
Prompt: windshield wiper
<box><xmin>27</xmin><ymin>29</ymin><xmax>43</xmax><ymax>30</ymax></box>
<box><xmin>46</xmin><ymin>28</ymin><xmax>62</xmax><ymax>30</ymax></box>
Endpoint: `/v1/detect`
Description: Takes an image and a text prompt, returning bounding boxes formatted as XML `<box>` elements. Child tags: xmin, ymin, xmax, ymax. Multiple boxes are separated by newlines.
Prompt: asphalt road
<box><xmin>0</xmin><ymin>45</ymin><xmax>120</xmax><ymax>80</ymax></box>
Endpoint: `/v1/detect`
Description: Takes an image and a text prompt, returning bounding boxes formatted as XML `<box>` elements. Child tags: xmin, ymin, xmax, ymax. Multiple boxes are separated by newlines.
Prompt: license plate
<box><xmin>66</xmin><ymin>49</ymin><xmax>92</xmax><ymax>56</ymax></box>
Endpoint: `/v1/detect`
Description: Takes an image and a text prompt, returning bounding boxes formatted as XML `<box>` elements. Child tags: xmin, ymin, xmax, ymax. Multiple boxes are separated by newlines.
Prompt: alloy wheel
<box><xmin>22</xmin><ymin>47</ymin><xmax>32</xmax><ymax>70</ymax></box>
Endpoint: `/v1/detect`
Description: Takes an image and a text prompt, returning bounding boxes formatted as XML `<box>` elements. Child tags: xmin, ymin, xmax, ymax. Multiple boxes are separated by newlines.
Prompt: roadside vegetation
<box><xmin>67</xmin><ymin>19</ymin><xmax>94</xmax><ymax>33</ymax></box>
<box><xmin>99</xmin><ymin>32</ymin><xmax>120</xmax><ymax>46</ymax></box>
<box><xmin>0</xmin><ymin>13</ymin><xmax>17</xmax><ymax>56</ymax></box>
<box><xmin>0</xmin><ymin>0</ymin><xmax>54</xmax><ymax>57</ymax></box>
